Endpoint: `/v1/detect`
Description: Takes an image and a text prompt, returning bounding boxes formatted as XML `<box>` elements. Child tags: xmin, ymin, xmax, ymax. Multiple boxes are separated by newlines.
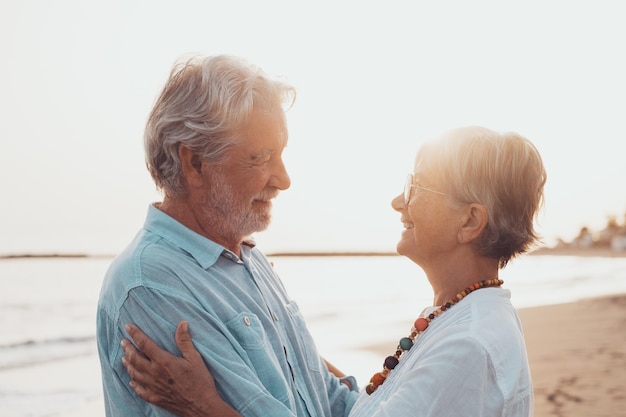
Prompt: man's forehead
<box><xmin>230</xmin><ymin>136</ymin><xmax>287</xmax><ymax>159</ymax></box>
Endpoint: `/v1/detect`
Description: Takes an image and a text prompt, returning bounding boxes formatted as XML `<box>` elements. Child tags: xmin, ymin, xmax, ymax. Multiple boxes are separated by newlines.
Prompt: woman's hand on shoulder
<box><xmin>121</xmin><ymin>320</ymin><xmax>242</xmax><ymax>417</ymax></box>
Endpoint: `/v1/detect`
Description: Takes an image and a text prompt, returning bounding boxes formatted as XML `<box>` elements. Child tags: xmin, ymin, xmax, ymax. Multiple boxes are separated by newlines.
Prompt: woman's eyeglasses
<box><xmin>404</xmin><ymin>174</ymin><xmax>448</xmax><ymax>205</ymax></box>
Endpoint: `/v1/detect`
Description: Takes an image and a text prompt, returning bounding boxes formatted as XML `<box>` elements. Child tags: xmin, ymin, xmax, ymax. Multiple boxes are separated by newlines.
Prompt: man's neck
<box><xmin>155</xmin><ymin>199</ymin><xmax>244</xmax><ymax>257</ymax></box>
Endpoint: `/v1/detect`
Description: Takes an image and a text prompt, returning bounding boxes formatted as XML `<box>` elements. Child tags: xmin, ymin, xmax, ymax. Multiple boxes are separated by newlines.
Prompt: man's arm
<box><xmin>122</xmin><ymin>321</ymin><xmax>356</xmax><ymax>417</ymax></box>
<box><xmin>122</xmin><ymin>321</ymin><xmax>241</xmax><ymax>417</ymax></box>
<box><xmin>113</xmin><ymin>287</ymin><xmax>302</xmax><ymax>417</ymax></box>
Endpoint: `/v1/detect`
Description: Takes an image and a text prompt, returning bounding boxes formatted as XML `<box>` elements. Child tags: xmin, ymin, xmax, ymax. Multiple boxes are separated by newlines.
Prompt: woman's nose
<box><xmin>391</xmin><ymin>193</ymin><xmax>405</xmax><ymax>212</ymax></box>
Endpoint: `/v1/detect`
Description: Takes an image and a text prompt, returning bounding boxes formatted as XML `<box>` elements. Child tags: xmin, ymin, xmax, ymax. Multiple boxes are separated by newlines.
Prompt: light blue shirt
<box><xmin>97</xmin><ymin>205</ymin><xmax>358</xmax><ymax>417</ymax></box>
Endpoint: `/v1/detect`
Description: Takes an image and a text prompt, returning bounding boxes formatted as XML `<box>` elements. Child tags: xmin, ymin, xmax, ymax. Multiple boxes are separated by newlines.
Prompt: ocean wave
<box><xmin>0</xmin><ymin>335</ymin><xmax>96</xmax><ymax>370</ymax></box>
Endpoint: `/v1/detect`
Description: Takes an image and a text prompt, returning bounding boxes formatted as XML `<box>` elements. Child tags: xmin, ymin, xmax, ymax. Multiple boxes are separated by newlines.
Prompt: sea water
<box><xmin>1</xmin><ymin>254</ymin><xmax>626</xmax><ymax>417</ymax></box>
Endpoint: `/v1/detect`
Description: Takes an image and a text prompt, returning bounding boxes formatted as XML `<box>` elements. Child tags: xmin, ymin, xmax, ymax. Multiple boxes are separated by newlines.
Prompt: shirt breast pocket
<box><xmin>225</xmin><ymin>312</ymin><xmax>268</xmax><ymax>350</ymax></box>
<box><xmin>224</xmin><ymin>312</ymin><xmax>291</xmax><ymax>403</ymax></box>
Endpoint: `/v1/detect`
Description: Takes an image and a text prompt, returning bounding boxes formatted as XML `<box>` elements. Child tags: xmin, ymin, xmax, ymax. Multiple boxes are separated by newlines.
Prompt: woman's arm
<box><xmin>121</xmin><ymin>321</ymin><xmax>242</xmax><ymax>417</ymax></box>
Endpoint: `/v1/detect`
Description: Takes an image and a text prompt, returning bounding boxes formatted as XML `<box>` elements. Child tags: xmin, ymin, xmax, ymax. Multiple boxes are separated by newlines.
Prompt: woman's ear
<box><xmin>458</xmin><ymin>203</ymin><xmax>489</xmax><ymax>244</ymax></box>
<box><xmin>179</xmin><ymin>145</ymin><xmax>204</xmax><ymax>189</ymax></box>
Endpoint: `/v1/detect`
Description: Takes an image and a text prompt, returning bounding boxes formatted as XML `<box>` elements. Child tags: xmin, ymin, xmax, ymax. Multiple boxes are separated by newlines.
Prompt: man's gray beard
<box><xmin>201</xmin><ymin>172</ymin><xmax>272</xmax><ymax>244</ymax></box>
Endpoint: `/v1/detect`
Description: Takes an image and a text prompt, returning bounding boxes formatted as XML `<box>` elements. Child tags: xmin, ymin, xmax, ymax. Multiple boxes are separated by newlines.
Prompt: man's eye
<box><xmin>250</xmin><ymin>155</ymin><xmax>271</xmax><ymax>166</ymax></box>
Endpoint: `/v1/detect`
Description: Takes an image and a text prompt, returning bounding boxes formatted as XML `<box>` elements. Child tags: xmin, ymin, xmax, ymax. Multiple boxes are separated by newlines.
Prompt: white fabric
<box><xmin>349</xmin><ymin>288</ymin><xmax>533</xmax><ymax>417</ymax></box>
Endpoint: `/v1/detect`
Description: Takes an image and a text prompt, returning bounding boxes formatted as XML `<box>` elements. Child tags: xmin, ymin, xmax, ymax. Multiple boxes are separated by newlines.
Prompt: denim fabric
<box><xmin>97</xmin><ymin>205</ymin><xmax>358</xmax><ymax>417</ymax></box>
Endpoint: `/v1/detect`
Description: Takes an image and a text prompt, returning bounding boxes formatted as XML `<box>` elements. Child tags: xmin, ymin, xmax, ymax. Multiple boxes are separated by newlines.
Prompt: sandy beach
<box><xmin>520</xmin><ymin>294</ymin><xmax>626</xmax><ymax>417</ymax></box>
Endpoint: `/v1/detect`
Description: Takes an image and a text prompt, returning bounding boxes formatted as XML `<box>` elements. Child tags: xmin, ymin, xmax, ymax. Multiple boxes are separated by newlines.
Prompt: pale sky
<box><xmin>1</xmin><ymin>0</ymin><xmax>625</xmax><ymax>255</ymax></box>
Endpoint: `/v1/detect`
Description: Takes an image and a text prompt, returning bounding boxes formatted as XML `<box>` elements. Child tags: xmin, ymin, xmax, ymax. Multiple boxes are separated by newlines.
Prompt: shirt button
<box><xmin>243</xmin><ymin>316</ymin><xmax>251</xmax><ymax>326</ymax></box>
<box><xmin>272</xmin><ymin>312</ymin><xmax>279</xmax><ymax>321</ymax></box>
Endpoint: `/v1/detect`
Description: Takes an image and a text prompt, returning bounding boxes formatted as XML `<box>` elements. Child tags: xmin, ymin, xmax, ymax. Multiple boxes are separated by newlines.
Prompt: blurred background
<box><xmin>2</xmin><ymin>0</ymin><xmax>625</xmax><ymax>257</ymax></box>
<box><xmin>2</xmin><ymin>2</ymin><xmax>626</xmax><ymax>416</ymax></box>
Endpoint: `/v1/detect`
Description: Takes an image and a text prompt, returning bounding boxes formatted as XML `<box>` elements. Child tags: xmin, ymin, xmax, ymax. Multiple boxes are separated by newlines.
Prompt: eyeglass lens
<box><xmin>404</xmin><ymin>174</ymin><xmax>413</xmax><ymax>204</ymax></box>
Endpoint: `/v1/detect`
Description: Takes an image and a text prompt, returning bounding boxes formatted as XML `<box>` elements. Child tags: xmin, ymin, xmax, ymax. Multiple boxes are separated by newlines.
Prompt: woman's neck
<box><xmin>426</xmin><ymin>255</ymin><xmax>499</xmax><ymax>306</ymax></box>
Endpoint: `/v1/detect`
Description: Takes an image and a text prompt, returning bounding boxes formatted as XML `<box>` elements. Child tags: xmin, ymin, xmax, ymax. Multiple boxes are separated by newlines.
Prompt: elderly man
<box><xmin>96</xmin><ymin>55</ymin><xmax>358</xmax><ymax>417</ymax></box>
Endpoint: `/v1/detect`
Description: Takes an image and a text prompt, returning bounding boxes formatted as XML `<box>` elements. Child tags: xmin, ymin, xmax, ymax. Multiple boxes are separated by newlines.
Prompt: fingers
<box><xmin>121</xmin><ymin>324</ymin><xmax>166</xmax><ymax>389</ymax></box>
<box><xmin>125</xmin><ymin>323</ymin><xmax>168</xmax><ymax>362</ymax></box>
<box><xmin>121</xmin><ymin>339</ymin><xmax>151</xmax><ymax>384</ymax></box>
<box><xmin>128</xmin><ymin>379</ymin><xmax>147</xmax><ymax>400</ymax></box>
<box><xmin>122</xmin><ymin>337</ymin><xmax>175</xmax><ymax>403</ymax></box>
<box><xmin>121</xmin><ymin>338</ymin><xmax>150</xmax><ymax>367</ymax></box>
<box><xmin>175</xmin><ymin>320</ymin><xmax>191</xmax><ymax>350</ymax></box>
<box><xmin>129</xmin><ymin>379</ymin><xmax>168</xmax><ymax>408</ymax></box>
<box><xmin>175</xmin><ymin>321</ymin><xmax>201</xmax><ymax>362</ymax></box>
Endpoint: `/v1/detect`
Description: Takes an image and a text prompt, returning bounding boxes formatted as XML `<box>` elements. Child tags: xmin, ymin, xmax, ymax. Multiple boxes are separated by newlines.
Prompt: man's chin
<box><xmin>241</xmin><ymin>212</ymin><xmax>272</xmax><ymax>236</ymax></box>
<box><xmin>256</xmin><ymin>215</ymin><xmax>272</xmax><ymax>232</ymax></box>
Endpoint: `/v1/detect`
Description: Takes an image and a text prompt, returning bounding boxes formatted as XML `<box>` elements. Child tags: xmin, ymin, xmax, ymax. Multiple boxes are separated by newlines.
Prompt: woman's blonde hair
<box><xmin>416</xmin><ymin>126</ymin><xmax>547</xmax><ymax>267</ymax></box>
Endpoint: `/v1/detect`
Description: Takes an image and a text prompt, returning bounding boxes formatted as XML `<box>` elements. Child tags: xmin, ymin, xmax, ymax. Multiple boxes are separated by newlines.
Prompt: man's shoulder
<box><xmin>105</xmin><ymin>231</ymin><xmax>192</xmax><ymax>280</ymax></box>
<box><xmin>98</xmin><ymin>233</ymin><xmax>186</xmax><ymax>304</ymax></box>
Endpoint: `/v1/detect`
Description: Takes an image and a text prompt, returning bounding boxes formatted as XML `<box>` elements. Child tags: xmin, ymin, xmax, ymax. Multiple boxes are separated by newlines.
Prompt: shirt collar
<box><xmin>143</xmin><ymin>204</ymin><xmax>255</xmax><ymax>269</ymax></box>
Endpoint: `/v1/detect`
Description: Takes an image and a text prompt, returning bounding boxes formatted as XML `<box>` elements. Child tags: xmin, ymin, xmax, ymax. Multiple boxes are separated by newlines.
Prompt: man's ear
<box><xmin>179</xmin><ymin>145</ymin><xmax>204</xmax><ymax>189</ymax></box>
<box><xmin>458</xmin><ymin>203</ymin><xmax>489</xmax><ymax>244</ymax></box>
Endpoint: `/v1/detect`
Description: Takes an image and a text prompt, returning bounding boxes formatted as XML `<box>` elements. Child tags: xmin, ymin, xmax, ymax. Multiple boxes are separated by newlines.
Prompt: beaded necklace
<box><xmin>365</xmin><ymin>278</ymin><xmax>504</xmax><ymax>395</ymax></box>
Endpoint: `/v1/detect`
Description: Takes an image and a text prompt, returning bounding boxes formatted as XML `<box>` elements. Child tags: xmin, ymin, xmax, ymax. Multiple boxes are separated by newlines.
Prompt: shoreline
<box><xmin>530</xmin><ymin>246</ymin><xmax>626</xmax><ymax>258</ymax></box>
<box><xmin>2</xmin><ymin>247</ymin><xmax>625</xmax><ymax>260</ymax></box>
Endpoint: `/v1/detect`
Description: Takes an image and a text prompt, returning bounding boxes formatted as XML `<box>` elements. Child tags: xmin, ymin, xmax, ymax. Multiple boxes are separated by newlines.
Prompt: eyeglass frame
<box><xmin>404</xmin><ymin>173</ymin><xmax>448</xmax><ymax>205</ymax></box>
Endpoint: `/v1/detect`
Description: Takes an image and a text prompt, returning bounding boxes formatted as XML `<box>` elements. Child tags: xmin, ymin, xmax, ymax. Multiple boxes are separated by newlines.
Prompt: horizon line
<box><xmin>0</xmin><ymin>251</ymin><xmax>401</xmax><ymax>260</ymax></box>
<box><xmin>5</xmin><ymin>244</ymin><xmax>622</xmax><ymax>261</ymax></box>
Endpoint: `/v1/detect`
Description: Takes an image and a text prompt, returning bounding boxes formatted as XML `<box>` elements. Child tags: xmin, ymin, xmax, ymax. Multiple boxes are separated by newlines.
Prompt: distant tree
<box><xmin>606</xmin><ymin>215</ymin><xmax>620</xmax><ymax>230</ymax></box>
<box><xmin>574</xmin><ymin>226</ymin><xmax>594</xmax><ymax>248</ymax></box>
<box><xmin>576</xmin><ymin>226</ymin><xmax>590</xmax><ymax>239</ymax></box>
<box><xmin>555</xmin><ymin>237</ymin><xmax>570</xmax><ymax>248</ymax></box>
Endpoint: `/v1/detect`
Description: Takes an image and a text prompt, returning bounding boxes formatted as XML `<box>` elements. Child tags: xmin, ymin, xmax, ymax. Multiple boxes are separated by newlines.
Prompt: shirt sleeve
<box><xmin>101</xmin><ymin>285</ymin><xmax>301</xmax><ymax>417</ymax></box>
<box><xmin>364</xmin><ymin>336</ymin><xmax>505</xmax><ymax>417</ymax></box>
<box><xmin>324</xmin><ymin>366</ymin><xmax>359</xmax><ymax>417</ymax></box>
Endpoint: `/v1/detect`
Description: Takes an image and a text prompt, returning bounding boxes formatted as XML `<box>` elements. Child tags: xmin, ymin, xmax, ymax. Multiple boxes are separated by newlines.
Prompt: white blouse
<box><xmin>348</xmin><ymin>288</ymin><xmax>533</xmax><ymax>417</ymax></box>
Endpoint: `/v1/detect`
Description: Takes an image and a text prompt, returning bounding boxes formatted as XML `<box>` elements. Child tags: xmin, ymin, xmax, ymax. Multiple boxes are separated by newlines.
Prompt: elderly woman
<box><xmin>121</xmin><ymin>126</ymin><xmax>546</xmax><ymax>417</ymax></box>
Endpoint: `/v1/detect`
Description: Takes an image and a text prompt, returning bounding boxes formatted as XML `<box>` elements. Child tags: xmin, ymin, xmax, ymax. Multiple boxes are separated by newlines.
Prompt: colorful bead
<box><xmin>365</xmin><ymin>278</ymin><xmax>503</xmax><ymax>395</ymax></box>
<box><xmin>399</xmin><ymin>337</ymin><xmax>413</xmax><ymax>350</ymax></box>
<box><xmin>384</xmin><ymin>356</ymin><xmax>399</xmax><ymax>369</ymax></box>
<box><xmin>414</xmin><ymin>317</ymin><xmax>429</xmax><ymax>331</ymax></box>
<box><xmin>370</xmin><ymin>372</ymin><xmax>386</xmax><ymax>385</ymax></box>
